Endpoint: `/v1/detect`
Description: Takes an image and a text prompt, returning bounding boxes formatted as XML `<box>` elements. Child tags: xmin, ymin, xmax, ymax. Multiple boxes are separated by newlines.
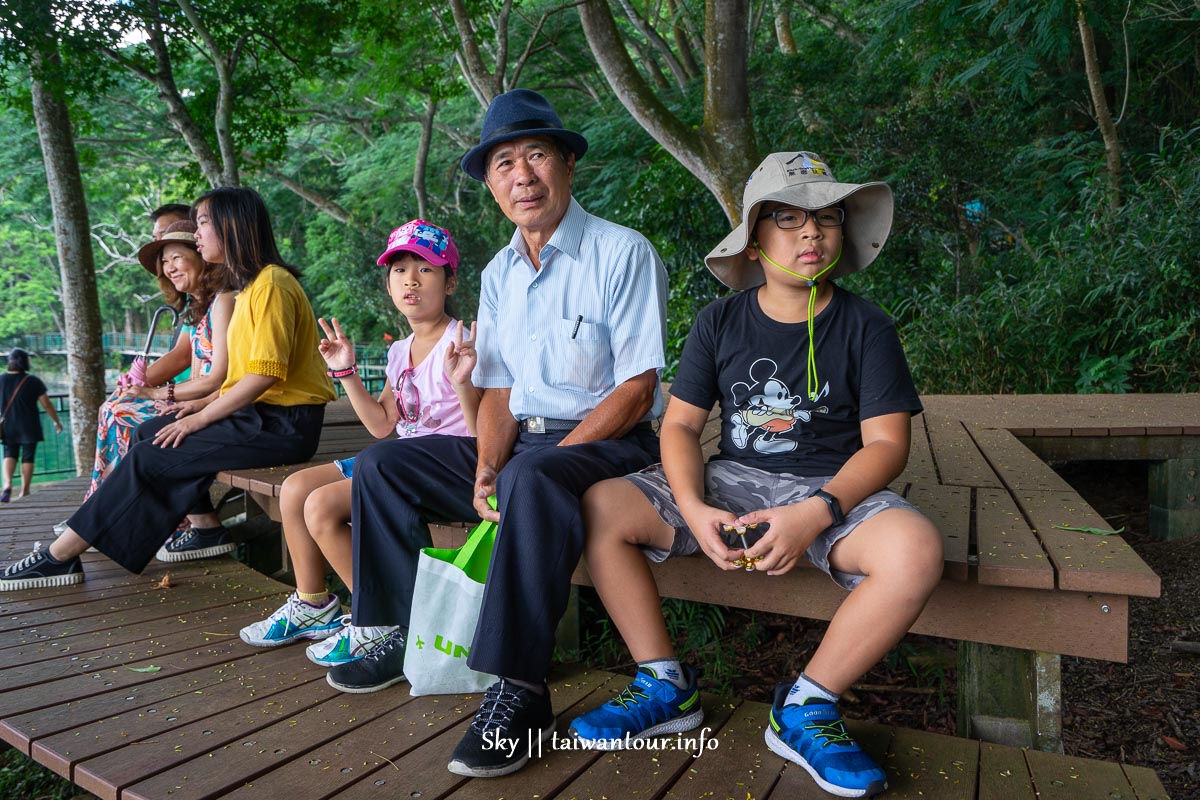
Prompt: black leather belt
<box><xmin>518</xmin><ymin>417</ymin><xmax>654</xmax><ymax>433</ymax></box>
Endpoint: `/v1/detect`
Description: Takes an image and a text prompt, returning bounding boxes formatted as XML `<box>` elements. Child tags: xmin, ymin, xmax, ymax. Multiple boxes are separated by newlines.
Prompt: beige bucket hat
<box><xmin>705</xmin><ymin>152</ymin><xmax>894</xmax><ymax>290</ymax></box>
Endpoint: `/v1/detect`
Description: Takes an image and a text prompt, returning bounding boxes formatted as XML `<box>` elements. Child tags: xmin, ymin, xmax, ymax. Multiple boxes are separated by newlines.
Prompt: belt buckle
<box><xmin>524</xmin><ymin>416</ymin><xmax>546</xmax><ymax>433</ymax></box>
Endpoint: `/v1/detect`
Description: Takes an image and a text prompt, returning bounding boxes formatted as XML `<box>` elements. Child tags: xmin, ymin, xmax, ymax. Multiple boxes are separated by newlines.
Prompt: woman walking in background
<box><xmin>0</xmin><ymin>348</ymin><xmax>63</xmax><ymax>503</ymax></box>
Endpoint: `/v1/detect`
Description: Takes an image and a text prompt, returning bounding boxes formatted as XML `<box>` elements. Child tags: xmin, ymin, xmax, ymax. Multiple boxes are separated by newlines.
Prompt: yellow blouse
<box><xmin>221</xmin><ymin>265</ymin><xmax>336</xmax><ymax>406</ymax></box>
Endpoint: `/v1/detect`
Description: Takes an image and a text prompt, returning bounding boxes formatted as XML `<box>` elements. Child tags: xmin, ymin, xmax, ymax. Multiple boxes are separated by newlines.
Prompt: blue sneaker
<box><xmin>568</xmin><ymin>665</ymin><xmax>703</xmax><ymax>749</ymax></box>
<box><xmin>764</xmin><ymin>683</ymin><xmax>886</xmax><ymax>798</ymax></box>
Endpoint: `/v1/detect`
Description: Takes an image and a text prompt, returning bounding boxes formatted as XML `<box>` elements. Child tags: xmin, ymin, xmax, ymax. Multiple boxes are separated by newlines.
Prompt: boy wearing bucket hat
<box><xmin>567</xmin><ymin>152</ymin><xmax>942</xmax><ymax>797</ymax></box>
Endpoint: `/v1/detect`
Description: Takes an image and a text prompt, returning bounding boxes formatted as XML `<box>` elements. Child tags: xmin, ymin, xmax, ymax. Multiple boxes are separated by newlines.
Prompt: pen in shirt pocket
<box><xmin>571</xmin><ymin>315</ymin><xmax>583</xmax><ymax>339</ymax></box>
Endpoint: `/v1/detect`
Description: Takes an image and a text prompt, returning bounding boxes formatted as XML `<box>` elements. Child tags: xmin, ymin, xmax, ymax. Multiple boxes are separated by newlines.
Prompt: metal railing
<box><xmin>28</xmin><ymin>348</ymin><xmax>391</xmax><ymax>481</ymax></box>
<box><xmin>26</xmin><ymin>394</ymin><xmax>76</xmax><ymax>483</ymax></box>
<box><xmin>8</xmin><ymin>332</ymin><xmax>178</xmax><ymax>357</ymax></box>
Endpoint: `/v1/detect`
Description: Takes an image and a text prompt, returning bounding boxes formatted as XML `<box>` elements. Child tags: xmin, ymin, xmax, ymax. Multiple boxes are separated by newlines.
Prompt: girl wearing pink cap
<box><xmin>239</xmin><ymin>220</ymin><xmax>480</xmax><ymax>666</ymax></box>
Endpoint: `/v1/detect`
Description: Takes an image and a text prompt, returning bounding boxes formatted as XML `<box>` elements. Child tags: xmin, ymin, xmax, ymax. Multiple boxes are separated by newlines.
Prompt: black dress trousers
<box><xmin>68</xmin><ymin>403</ymin><xmax>324</xmax><ymax>573</ymax></box>
<box><xmin>350</xmin><ymin>427</ymin><xmax>659</xmax><ymax>684</ymax></box>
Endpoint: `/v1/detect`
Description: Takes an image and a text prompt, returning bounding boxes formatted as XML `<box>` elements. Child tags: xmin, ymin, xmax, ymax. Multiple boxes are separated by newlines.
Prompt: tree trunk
<box><xmin>1076</xmin><ymin>2</ymin><xmax>1122</xmax><ymax>208</ymax></box>
<box><xmin>272</xmin><ymin>171</ymin><xmax>360</xmax><ymax>227</ymax></box>
<box><xmin>175</xmin><ymin>0</ymin><xmax>240</xmax><ymax>185</ymax></box>
<box><xmin>29</xmin><ymin>55</ymin><xmax>105</xmax><ymax>476</ymax></box>
<box><xmin>578</xmin><ymin>0</ymin><xmax>757</xmax><ymax>224</ymax></box>
<box><xmin>794</xmin><ymin>1</ymin><xmax>865</xmax><ymax>47</ymax></box>
<box><xmin>666</xmin><ymin>0</ymin><xmax>701</xmax><ymax>77</ymax></box>
<box><xmin>616</xmin><ymin>0</ymin><xmax>694</xmax><ymax>86</ymax></box>
<box><xmin>413</xmin><ymin>96</ymin><xmax>438</xmax><ymax>220</ymax></box>
<box><xmin>702</xmin><ymin>0</ymin><xmax>759</xmax><ymax>222</ymax></box>
<box><xmin>774</xmin><ymin>0</ymin><xmax>797</xmax><ymax>54</ymax></box>
<box><xmin>114</xmin><ymin>8</ymin><xmax>225</xmax><ymax>187</ymax></box>
<box><xmin>449</xmin><ymin>0</ymin><xmax>501</xmax><ymax>108</ymax></box>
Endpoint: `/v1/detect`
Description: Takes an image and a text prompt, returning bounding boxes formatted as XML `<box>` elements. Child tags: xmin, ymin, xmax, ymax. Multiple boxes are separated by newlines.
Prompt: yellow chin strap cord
<box><xmin>756</xmin><ymin>245</ymin><xmax>841</xmax><ymax>402</ymax></box>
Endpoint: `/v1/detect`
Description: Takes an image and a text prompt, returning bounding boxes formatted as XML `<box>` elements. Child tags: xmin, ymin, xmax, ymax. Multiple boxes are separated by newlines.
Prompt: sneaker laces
<box><xmin>360</xmin><ymin>629</ymin><xmax>404</xmax><ymax>663</ymax></box>
<box><xmin>610</xmin><ymin>682</ymin><xmax>650</xmax><ymax>710</ymax></box>
<box><xmin>6</xmin><ymin>542</ymin><xmax>47</xmax><ymax>575</ymax></box>
<box><xmin>469</xmin><ymin>680</ymin><xmax>524</xmax><ymax>735</ymax></box>
<box><xmin>172</xmin><ymin>529</ymin><xmax>197</xmax><ymax>548</ymax></box>
<box><xmin>805</xmin><ymin>718</ymin><xmax>854</xmax><ymax>747</ymax></box>
<box><xmin>269</xmin><ymin>593</ymin><xmax>312</xmax><ymax>636</ymax></box>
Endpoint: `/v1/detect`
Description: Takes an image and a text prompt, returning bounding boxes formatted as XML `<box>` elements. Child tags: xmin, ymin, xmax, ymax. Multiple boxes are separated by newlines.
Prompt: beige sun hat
<box><xmin>137</xmin><ymin>220</ymin><xmax>199</xmax><ymax>275</ymax></box>
<box><xmin>704</xmin><ymin>152</ymin><xmax>894</xmax><ymax>290</ymax></box>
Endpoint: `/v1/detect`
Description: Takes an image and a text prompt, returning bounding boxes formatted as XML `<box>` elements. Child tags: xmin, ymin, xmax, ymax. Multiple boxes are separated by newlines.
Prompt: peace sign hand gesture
<box><xmin>317</xmin><ymin>317</ymin><xmax>356</xmax><ymax>371</ymax></box>
<box><xmin>444</xmin><ymin>320</ymin><xmax>478</xmax><ymax>388</ymax></box>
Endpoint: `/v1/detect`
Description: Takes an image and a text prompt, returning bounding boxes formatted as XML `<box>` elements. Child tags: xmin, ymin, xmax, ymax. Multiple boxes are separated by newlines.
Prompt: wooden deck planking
<box><xmin>924</xmin><ymin>415</ymin><xmax>1004</xmax><ymax>489</ymax></box>
<box><xmin>2</xmin><ymin>647</ymin><xmax>318</xmax><ymax>753</ymax></box>
<box><xmin>973</xmin><ymin>488</ymin><xmax>1054</xmax><ymax>589</ymax></box>
<box><xmin>1013</xmin><ymin>490</ymin><xmax>1161</xmax><ymax>597</ymax></box>
<box><xmin>0</xmin><ymin>589</ymin><xmax>285</xmax><ymax>670</ymax></box>
<box><xmin>1122</xmin><ymin>764</ymin><xmax>1172</xmax><ymax>800</ymax></box>
<box><xmin>880</xmin><ymin>724</ymin><xmax>980</xmax><ymax>799</ymax></box>
<box><xmin>216</xmin><ymin>690</ymin><xmax>483</xmax><ymax>800</ymax></box>
<box><xmin>898</xmin><ymin>413</ymin><xmax>938</xmax><ymax>484</ymax></box>
<box><xmin>922</xmin><ymin>394</ymin><xmax>1200</xmax><ymax>433</ymax></box>
<box><xmin>3</xmin><ymin>393</ymin><xmax>1184</xmax><ymax>799</ymax></box>
<box><xmin>968</xmin><ymin>426</ymin><xmax>1076</xmax><ymax>494</ymax></box>
<box><xmin>291</xmin><ymin>669</ymin><xmax>620</xmax><ymax>800</ymax></box>
<box><xmin>75</xmin><ymin>675</ymin><xmax>350</xmax><ymax>799</ymax></box>
<box><xmin>977</xmin><ymin>741</ymin><xmax>1036</xmax><ymax>799</ymax></box>
<box><xmin>36</xmin><ymin>647</ymin><xmax>329</xmax><ymax>784</ymax></box>
<box><xmin>663</xmin><ymin>699</ymin><xmax>782</xmax><ymax>800</ymax></box>
<box><xmin>906</xmin><ymin>484</ymin><xmax>970</xmax><ymax>581</ymax></box>
<box><xmin>1024</xmin><ymin>748</ymin><xmax>1153</xmax><ymax>799</ymax></box>
<box><xmin>544</xmin><ymin>695</ymin><xmax>739</xmax><ymax>800</ymax></box>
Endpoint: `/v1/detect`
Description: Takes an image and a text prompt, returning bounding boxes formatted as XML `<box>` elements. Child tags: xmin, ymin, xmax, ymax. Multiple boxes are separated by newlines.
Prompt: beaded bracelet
<box><xmin>326</xmin><ymin>364</ymin><xmax>358</xmax><ymax>379</ymax></box>
<box><xmin>166</xmin><ymin>381</ymin><xmax>175</xmax><ymax>404</ymax></box>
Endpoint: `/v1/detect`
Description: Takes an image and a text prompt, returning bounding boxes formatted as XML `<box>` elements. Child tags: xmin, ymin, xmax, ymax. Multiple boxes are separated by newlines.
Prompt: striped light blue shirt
<box><xmin>473</xmin><ymin>198</ymin><xmax>668</xmax><ymax>422</ymax></box>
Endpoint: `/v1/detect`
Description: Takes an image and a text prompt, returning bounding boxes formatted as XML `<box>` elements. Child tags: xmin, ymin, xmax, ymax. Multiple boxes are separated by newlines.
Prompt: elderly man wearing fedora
<box><xmin>326</xmin><ymin>88</ymin><xmax>667</xmax><ymax>774</ymax></box>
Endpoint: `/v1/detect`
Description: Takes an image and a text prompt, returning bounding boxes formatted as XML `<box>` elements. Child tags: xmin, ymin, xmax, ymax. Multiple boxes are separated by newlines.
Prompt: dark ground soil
<box><xmin>582</xmin><ymin>461</ymin><xmax>1200</xmax><ymax>799</ymax></box>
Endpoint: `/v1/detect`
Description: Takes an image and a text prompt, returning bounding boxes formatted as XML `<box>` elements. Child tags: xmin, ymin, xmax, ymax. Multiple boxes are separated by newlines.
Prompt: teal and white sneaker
<box><xmin>304</xmin><ymin>615</ymin><xmax>398</xmax><ymax>667</ymax></box>
<box><xmin>764</xmin><ymin>683</ymin><xmax>887</xmax><ymax>797</ymax></box>
<box><xmin>568</xmin><ymin>664</ymin><xmax>703</xmax><ymax>749</ymax></box>
<box><xmin>238</xmin><ymin>593</ymin><xmax>342</xmax><ymax>647</ymax></box>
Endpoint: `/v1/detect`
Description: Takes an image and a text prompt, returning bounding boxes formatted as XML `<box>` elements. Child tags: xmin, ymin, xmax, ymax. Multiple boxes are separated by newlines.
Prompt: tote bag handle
<box><xmin>450</xmin><ymin>495</ymin><xmax>498</xmax><ymax>582</ymax></box>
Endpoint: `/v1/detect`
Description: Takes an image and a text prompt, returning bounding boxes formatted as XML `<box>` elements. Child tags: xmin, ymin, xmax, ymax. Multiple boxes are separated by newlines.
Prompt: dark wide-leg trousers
<box><xmin>350</xmin><ymin>427</ymin><xmax>659</xmax><ymax>684</ymax></box>
<box><xmin>69</xmin><ymin>403</ymin><xmax>325</xmax><ymax>573</ymax></box>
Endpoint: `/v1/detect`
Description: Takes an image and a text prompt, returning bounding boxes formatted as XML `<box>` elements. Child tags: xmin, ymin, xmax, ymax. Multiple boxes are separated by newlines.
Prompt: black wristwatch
<box><xmin>813</xmin><ymin>489</ymin><xmax>845</xmax><ymax>526</ymax></box>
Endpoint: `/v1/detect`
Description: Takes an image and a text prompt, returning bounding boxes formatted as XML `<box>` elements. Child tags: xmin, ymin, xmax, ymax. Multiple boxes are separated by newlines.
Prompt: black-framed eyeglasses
<box><xmin>395</xmin><ymin>367</ymin><xmax>420</xmax><ymax>426</ymax></box>
<box><xmin>770</xmin><ymin>207</ymin><xmax>845</xmax><ymax>230</ymax></box>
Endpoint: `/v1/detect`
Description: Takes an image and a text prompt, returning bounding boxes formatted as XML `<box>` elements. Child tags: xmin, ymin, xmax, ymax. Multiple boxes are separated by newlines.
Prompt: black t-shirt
<box><xmin>0</xmin><ymin>373</ymin><xmax>47</xmax><ymax>443</ymax></box>
<box><xmin>670</xmin><ymin>285</ymin><xmax>922</xmax><ymax>476</ymax></box>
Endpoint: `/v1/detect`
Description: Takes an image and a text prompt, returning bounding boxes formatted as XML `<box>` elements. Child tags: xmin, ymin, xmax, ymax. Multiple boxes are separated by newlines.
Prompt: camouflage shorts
<box><xmin>623</xmin><ymin>460</ymin><xmax>919</xmax><ymax>591</ymax></box>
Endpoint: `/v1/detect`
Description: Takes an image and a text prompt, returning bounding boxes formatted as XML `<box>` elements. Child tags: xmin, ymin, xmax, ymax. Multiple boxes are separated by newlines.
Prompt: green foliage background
<box><xmin>1</xmin><ymin>0</ymin><xmax>1196</xmax><ymax>393</ymax></box>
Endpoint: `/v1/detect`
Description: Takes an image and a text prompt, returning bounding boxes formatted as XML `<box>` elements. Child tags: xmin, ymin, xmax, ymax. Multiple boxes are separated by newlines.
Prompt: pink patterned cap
<box><xmin>376</xmin><ymin>219</ymin><xmax>459</xmax><ymax>273</ymax></box>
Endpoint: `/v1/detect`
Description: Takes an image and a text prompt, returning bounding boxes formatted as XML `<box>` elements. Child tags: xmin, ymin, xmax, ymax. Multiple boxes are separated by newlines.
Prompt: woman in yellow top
<box><xmin>1</xmin><ymin>187</ymin><xmax>336</xmax><ymax>591</ymax></box>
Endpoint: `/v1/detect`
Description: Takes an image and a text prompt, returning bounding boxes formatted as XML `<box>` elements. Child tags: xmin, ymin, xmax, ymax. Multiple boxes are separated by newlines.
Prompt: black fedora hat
<box><xmin>460</xmin><ymin>89</ymin><xmax>588</xmax><ymax>182</ymax></box>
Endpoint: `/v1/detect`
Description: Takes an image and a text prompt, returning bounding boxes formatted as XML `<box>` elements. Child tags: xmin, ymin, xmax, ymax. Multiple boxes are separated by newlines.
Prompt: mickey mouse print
<box><xmin>729</xmin><ymin>358</ymin><xmax>828</xmax><ymax>454</ymax></box>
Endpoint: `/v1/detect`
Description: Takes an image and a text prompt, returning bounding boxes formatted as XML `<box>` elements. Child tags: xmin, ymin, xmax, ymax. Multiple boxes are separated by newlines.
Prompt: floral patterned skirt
<box><xmin>85</xmin><ymin>391</ymin><xmax>169</xmax><ymax>500</ymax></box>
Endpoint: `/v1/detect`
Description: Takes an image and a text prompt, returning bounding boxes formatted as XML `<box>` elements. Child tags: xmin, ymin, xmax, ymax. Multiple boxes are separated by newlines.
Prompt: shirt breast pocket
<box><xmin>543</xmin><ymin>318</ymin><xmax>610</xmax><ymax>395</ymax></box>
